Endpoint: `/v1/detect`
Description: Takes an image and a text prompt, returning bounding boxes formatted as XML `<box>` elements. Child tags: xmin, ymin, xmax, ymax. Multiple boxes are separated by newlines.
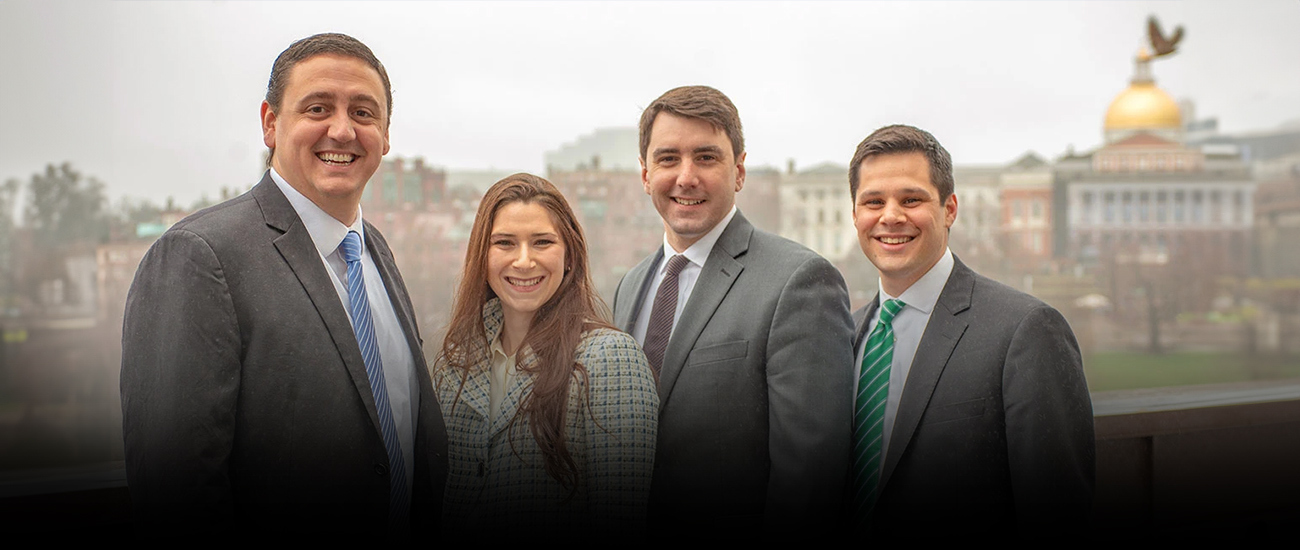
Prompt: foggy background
<box><xmin>2</xmin><ymin>0</ymin><xmax>1299</xmax><ymax>481</ymax></box>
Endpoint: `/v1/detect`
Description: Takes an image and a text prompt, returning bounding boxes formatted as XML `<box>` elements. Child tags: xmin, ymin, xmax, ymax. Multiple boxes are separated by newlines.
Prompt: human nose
<box><xmin>327</xmin><ymin>111</ymin><xmax>357</xmax><ymax>142</ymax></box>
<box><xmin>511</xmin><ymin>244</ymin><xmax>536</xmax><ymax>269</ymax></box>
<box><xmin>880</xmin><ymin>201</ymin><xmax>906</xmax><ymax>224</ymax></box>
<box><xmin>675</xmin><ymin>159</ymin><xmax>700</xmax><ymax>187</ymax></box>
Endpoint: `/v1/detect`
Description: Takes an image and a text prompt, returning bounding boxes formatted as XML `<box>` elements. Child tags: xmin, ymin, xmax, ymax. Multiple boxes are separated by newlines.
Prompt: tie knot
<box><xmin>341</xmin><ymin>231</ymin><xmax>363</xmax><ymax>263</ymax></box>
<box><xmin>664</xmin><ymin>254</ymin><xmax>691</xmax><ymax>277</ymax></box>
<box><xmin>878</xmin><ymin>298</ymin><xmax>905</xmax><ymax>325</ymax></box>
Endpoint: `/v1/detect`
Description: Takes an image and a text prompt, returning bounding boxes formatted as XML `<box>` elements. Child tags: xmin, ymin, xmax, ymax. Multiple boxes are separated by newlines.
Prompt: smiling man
<box><xmin>846</xmin><ymin>125</ymin><xmax>1094</xmax><ymax>536</ymax></box>
<box><xmin>612</xmin><ymin>86</ymin><xmax>854</xmax><ymax>536</ymax></box>
<box><xmin>120</xmin><ymin>33</ymin><xmax>447</xmax><ymax>539</ymax></box>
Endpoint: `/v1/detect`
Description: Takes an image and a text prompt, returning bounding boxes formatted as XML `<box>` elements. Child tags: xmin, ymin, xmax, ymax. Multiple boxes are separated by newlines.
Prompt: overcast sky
<box><xmin>2</xmin><ymin>0</ymin><xmax>1298</xmax><ymax>205</ymax></box>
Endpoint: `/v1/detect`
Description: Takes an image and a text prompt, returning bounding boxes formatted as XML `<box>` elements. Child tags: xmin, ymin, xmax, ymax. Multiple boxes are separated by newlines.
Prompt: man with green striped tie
<box><xmin>846</xmin><ymin>125</ymin><xmax>1094</xmax><ymax>537</ymax></box>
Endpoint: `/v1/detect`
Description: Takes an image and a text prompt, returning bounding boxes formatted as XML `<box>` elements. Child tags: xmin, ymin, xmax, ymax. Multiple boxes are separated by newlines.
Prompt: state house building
<box><xmin>1052</xmin><ymin>54</ymin><xmax>1255</xmax><ymax>277</ymax></box>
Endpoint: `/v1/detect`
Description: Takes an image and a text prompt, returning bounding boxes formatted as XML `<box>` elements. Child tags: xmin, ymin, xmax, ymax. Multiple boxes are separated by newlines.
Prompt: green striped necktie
<box><xmin>852</xmin><ymin>298</ymin><xmax>904</xmax><ymax>525</ymax></box>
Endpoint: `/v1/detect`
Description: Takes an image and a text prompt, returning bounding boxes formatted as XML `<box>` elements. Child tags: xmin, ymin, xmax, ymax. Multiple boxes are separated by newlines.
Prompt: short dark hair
<box><xmin>848</xmin><ymin>124</ymin><xmax>954</xmax><ymax>202</ymax></box>
<box><xmin>264</xmin><ymin>33</ymin><xmax>392</xmax><ymax>164</ymax></box>
<box><xmin>639</xmin><ymin>86</ymin><xmax>744</xmax><ymax>160</ymax></box>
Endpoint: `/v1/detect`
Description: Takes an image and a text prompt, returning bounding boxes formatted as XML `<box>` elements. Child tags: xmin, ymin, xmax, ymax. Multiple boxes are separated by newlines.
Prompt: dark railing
<box><xmin>6</xmin><ymin>381</ymin><xmax>1300</xmax><ymax>537</ymax></box>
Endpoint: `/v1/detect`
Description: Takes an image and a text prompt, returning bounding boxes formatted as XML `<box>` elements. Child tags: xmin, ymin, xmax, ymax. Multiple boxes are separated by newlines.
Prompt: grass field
<box><xmin>1084</xmin><ymin>351</ymin><xmax>1300</xmax><ymax>392</ymax></box>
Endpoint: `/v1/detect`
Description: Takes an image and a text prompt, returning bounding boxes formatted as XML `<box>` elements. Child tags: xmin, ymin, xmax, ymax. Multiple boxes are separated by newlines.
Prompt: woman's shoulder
<box><xmin>576</xmin><ymin>327</ymin><xmax>650</xmax><ymax>375</ymax></box>
<box><xmin>577</xmin><ymin>327</ymin><xmax>642</xmax><ymax>355</ymax></box>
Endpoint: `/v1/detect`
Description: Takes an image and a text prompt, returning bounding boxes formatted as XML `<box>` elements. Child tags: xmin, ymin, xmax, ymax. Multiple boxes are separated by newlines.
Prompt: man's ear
<box><xmin>944</xmin><ymin>193</ymin><xmax>959</xmax><ymax>228</ymax></box>
<box><xmin>260</xmin><ymin>101</ymin><xmax>277</xmax><ymax>149</ymax></box>
<box><xmin>640</xmin><ymin>156</ymin><xmax>650</xmax><ymax>196</ymax></box>
<box><xmin>734</xmin><ymin>151</ymin><xmax>746</xmax><ymax>192</ymax></box>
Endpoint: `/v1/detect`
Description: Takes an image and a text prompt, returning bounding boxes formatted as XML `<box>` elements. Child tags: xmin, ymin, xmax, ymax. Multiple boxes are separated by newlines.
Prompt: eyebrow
<box><xmin>296</xmin><ymin>91</ymin><xmax>382</xmax><ymax>109</ymax></box>
<box><xmin>859</xmin><ymin>187</ymin><xmax>934</xmax><ymax>197</ymax></box>
<box><xmin>651</xmin><ymin>145</ymin><xmax>726</xmax><ymax>157</ymax></box>
<box><xmin>491</xmin><ymin>231</ymin><xmax>560</xmax><ymax>238</ymax></box>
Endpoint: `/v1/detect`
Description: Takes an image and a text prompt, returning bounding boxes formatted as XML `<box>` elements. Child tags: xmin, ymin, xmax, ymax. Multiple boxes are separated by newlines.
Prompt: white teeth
<box><xmin>674</xmin><ymin>198</ymin><xmax>704</xmax><ymax>206</ymax></box>
<box><xmin>879</xmin><ymin>236</ymin><xmax>913</xmax><ymax>244</ymax></box>
<box><xmin>317</xmin><ymin>152</ymin><xmax>356</xmax><ymax>164</ymax></box>
<box><xmin>507</xmin><ymin>276</ymin><xmax>541</xmax><ymax>287</ymax></box>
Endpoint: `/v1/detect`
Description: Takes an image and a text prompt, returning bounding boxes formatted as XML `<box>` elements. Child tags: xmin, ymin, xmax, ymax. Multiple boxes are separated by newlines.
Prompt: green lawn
<box><xmin>1084</xmin><ymin>351</ymin><xmax>1300</xmax><ymax>392</ymax></box>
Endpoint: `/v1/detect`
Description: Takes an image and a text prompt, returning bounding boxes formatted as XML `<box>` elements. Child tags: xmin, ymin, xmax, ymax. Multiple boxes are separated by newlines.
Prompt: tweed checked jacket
<box><xmin>434</xmin><ymin>299</ymin><xmax>658</xmax><ymax>534</ymax></box>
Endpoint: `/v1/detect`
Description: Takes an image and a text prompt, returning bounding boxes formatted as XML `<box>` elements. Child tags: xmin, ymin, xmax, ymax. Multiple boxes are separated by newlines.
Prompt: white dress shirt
<box><xmin>487</xmin><ymin>335</ymin><xmax>518</xmax><ymax>422</ymax></box>
<box><xmin>856</xmin><ymin>248</ymin><xmax>955</xmax><ymax>467</ymax></box>
<box><xmin>270</xmin><ymin>169</ymin><xmax>417</xmax><ymax>491</ymax></box>
<box><xmin>632</xmin><ymin>206</ymin><xmax>739</xmax><ymax>346</ymax></box>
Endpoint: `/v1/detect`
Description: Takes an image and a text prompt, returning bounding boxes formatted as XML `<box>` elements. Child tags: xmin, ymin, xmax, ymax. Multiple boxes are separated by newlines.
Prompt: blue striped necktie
<box><xmin>340</xmin><ymin>230</ymin><xmax>409</xmax><ymax>527</ymax></box>
<box><xmin>852</xmin><ymin>298</ymin><xmax>904</xmax><ymax>525</ymax></box>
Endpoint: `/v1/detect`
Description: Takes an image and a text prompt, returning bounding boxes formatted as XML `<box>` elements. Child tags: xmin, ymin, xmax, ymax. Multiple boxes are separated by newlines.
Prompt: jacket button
<box><xmin>375</xmin><ymin>464</ymin><xmax>388</xmax><ymax>476</ymax></box>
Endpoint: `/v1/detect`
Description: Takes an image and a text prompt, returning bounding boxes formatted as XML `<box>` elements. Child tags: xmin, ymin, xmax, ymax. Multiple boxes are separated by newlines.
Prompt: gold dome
<box><xmin>1104</xmin><ymin>82</ymin><xmax>1182</xmax><ymax>130</ymax></box>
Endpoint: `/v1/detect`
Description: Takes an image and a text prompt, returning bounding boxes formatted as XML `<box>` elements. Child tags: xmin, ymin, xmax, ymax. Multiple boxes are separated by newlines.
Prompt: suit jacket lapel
<box><xmin>853</xmin><ymin>298</ymin><xmax>880</xmax><ymax>355</ymax></box>
<box><xmin>364</xmin><ymin>223</ymin><xmax>431</xmax><ymax>396</ymax></box>
<box><xmin>879</xmin><ymin>257</ymin><xmax>973</xmax><ymax>489</ymax></box>
<box><xmin>489</xmin><ymin>354</ymin><xmax>535</xmax><ymax>439</ymax></box>
<box><xmin>657</xmin><ymin>213</ymin><xmax>750</xmax><ymax>408</ymax></box>
<box><xmin>457</xmin><ymin>300</ymin><xmax>532</xmax><ymax>439</ymax></box>
<box><xmin>255</xmin><ymin>175</ymin><xmax>386</xmax><ymax>439</ymax></box>
<box><xmin>615</xmin><ymin>248</ymin><xmax>663</xmax><ymax>332</ymax></box>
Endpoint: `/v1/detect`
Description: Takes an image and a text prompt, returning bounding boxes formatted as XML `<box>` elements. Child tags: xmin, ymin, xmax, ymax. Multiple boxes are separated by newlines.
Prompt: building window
<box><xmin>383</xmin><ymin>172</ymin><xmax>399</xmax><ymax>204</ymax></box>
<box><xmin>404</xmin><ymin>174</ymin><xmax>423</xmax><ymax>205</ymax></box>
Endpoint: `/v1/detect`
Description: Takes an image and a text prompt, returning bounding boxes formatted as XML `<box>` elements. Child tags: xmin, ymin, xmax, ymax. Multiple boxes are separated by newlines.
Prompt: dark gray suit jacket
<box><xmin>613</xmin><ymin>211</ymin><xmax>854</xmax><ymax>533</ymax></box>
<box><xmin>853</xmin><ymin>256</ymin><xmax>1094</xmax><ymax>536</ymax></box>
<box><xmin>120</xmin><ymin>173</ymin><xmax>448</xmax><ymax>538</ymax></box>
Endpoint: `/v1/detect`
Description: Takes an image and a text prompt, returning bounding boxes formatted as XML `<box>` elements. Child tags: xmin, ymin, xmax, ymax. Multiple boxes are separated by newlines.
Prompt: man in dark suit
<box><xmin>120</xmin><ymin>33</ymin><xmax>447</xmax><ymax>538</ymax></box>
<box><xmin>612</xmin><ymin>86</ymin><xmax>854</xmax><ymax>534</ymax></box>
<box><xmin>846</xmin><ymin>124</ymin><xmax>1094</xmax><ymax>536</ymax></box>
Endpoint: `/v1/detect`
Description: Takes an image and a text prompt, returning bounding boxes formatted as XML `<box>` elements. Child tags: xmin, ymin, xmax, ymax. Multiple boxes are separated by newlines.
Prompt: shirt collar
<box><xmin>269</xmin><ymin>168</ymin><xmax>366</xmax><ymax>256</ymax></box>
<box><xmin>489</xmin><ymin>333</ymin><xmax>509</xmax><ymax>361</ymax></box>
<box><xmin>876</xmin><ymin>248</ymin><xmax>954</xmax><ymax>315</ymax></box>
<box><xmin>659</xmin><ymin>205</ymin><xmax>738</xmax><ymax>274</ymax></box>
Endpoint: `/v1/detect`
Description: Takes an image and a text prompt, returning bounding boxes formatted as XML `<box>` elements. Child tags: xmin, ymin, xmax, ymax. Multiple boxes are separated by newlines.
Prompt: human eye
<box><xmin>306</xmin><ymin>105</ymin><xmax>328</xmax><ymax>115</ymax></box>
<box><xmin>656</xmin><ymin>154</ymin><xmax>679</xmax><ymax>166</ymax></box>
<box><xmin>491</xmin><ymin>238</ymin><xmax>514</xmax><ymax>248</ymax></box>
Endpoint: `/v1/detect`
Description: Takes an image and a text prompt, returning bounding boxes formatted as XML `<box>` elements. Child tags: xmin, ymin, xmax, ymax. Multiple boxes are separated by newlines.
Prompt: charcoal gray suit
<box><xmin>120</xmin><ymin>173</ymin><xmax>448</xmax><ymax>538</ymax></box>
<box><xmin>854</xmin><ymin>256</ymin><xmax>1094</xmax><ymax>535</ymax></box>
<box><xmin>612</xmin><ymin>211</ymin><xmax>854</xmax><ymax>533</ymax></box>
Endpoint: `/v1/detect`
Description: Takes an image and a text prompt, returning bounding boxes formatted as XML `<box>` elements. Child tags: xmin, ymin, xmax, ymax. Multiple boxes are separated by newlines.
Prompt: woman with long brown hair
<box><xmin>435</xmin><ymin>173</ymin><xmax>657</xmax><ymax>533</ymax></box>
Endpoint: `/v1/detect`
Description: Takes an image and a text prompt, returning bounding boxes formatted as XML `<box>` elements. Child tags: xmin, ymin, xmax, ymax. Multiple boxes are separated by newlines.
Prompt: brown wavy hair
<box><xmin>638</xmin><ymin>85</ymin><xmax>744</xmax><ymax>160</ymax></box>
<box><xmin>849</xmin><ymin>124</ymin><xmax>954</xmax><ymax>203</ymax></box>
<box><xmin>440</xmin><ymin>173</ymin><xmax>612</xmax><ymax>489</ymax></box>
